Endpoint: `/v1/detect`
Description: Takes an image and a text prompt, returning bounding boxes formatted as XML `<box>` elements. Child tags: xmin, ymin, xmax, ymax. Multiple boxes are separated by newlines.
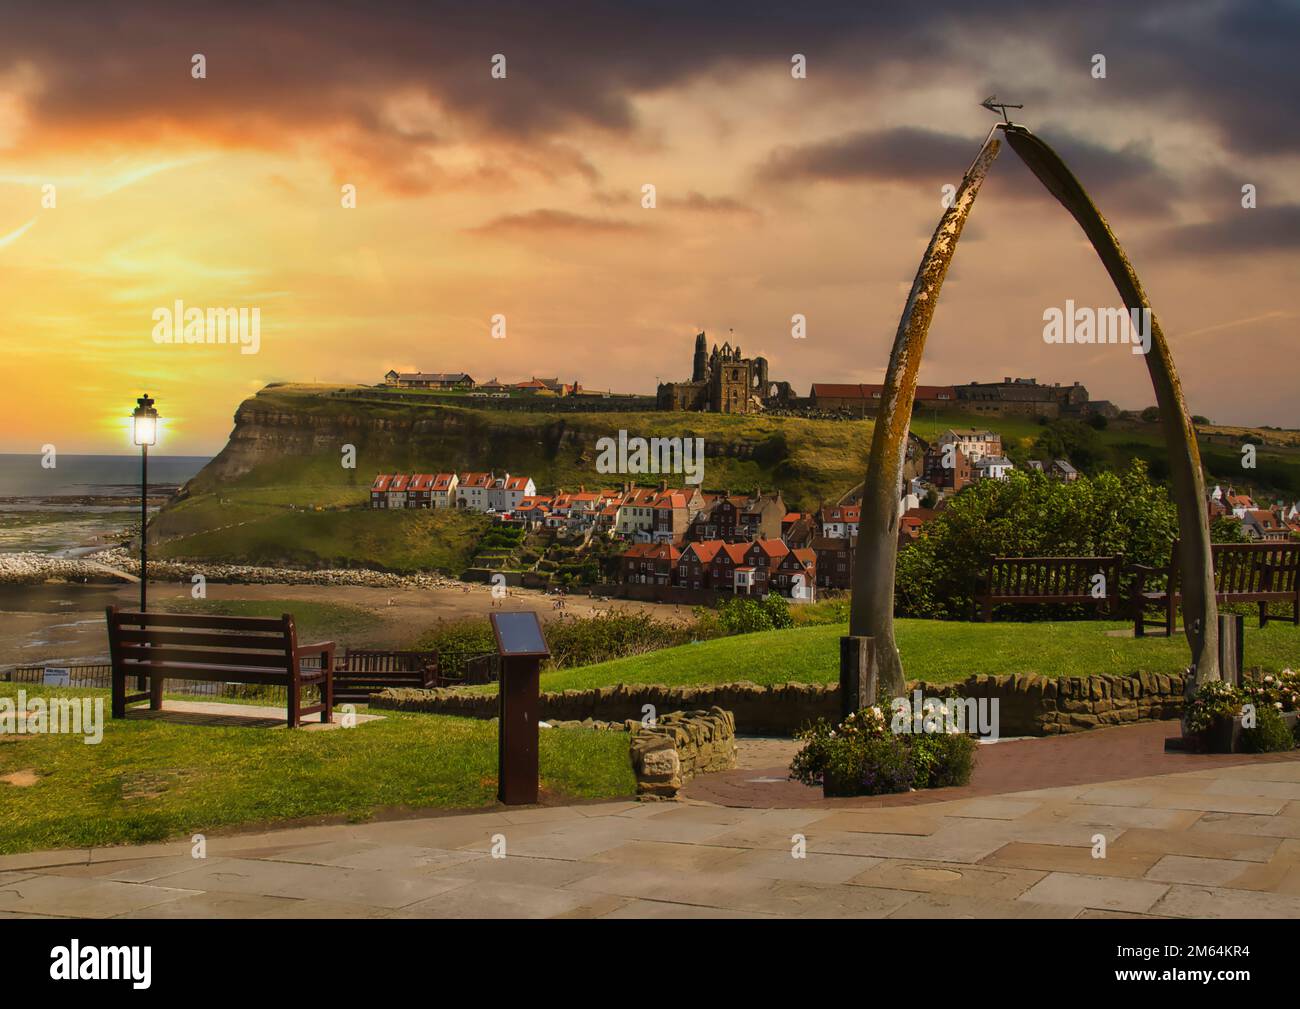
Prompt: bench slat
<box><xmin>115</xmin><ymin>629</ymin><xmax>292</xmax><ymax>650</ymax></box>
<box><xmin>110</xmin><ymin>611</ymin><xmax>292</xmax><ymax>633</ymax></box>
<box><xmin>117</xmin><ymin>644</ymin><xmax>292</xmax><ymax>669</ymax></box>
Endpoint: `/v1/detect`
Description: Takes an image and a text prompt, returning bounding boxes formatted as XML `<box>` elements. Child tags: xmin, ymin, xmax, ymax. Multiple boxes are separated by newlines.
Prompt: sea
<box><xmin>0</xmin><ymin>453</ymin><xmax>210</xmax><ymax>556</ymax></box>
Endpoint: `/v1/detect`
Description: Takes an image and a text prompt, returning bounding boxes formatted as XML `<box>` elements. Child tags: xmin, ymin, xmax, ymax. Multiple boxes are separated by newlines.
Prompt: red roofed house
<box><xmin>773</xmin><ymin>547</ymin><xmax>818</xmax><ymax>600</ymax></box>
<box><xmin>407</xmin><ymin>473</ymin><xmax>435</xmax><ymax>508</ymax></box>
<box><xmin>370</xmin><ymin>474</ymin><xmax>393</xmax><ymax>508</ymax></box>
<box><xmin>386</xmin><ymin>473</ymin><xmax>411</xmax><ymax>509</ymax></box>
<box><xmin>489</xmin><ymin>474</ymin><xmax>536</xmax><ymax>512</ymax></box>
<box><xmin>430</xmin><ymin>472</ymin><xmax>459</xmax><ymax>509</ymax></box>
<box><xmin>456</xmin><ymin>472</ymin><xmax>494</xmax><ymax>511</ymax></box>
<box><xmin>620</xmin><ymin>542</ymin><xmax>681</xmax><ymax>585</ymax></box>
<box><xmin>819</xmin><ymin>504</ymin><xmax>860</xmax><ymax>539</ymax></box>
<box><xmin>1242</xmin><ymin>509</ymin><xmax>1289</xmax><ymax>543</ymax></box>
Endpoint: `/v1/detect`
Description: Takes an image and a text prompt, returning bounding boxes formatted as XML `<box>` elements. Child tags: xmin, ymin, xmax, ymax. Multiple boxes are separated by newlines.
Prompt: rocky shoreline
<box><xmin>0</xmin><ymin>548</ymin><xmax>468</xmax><ymax>590</ymax></box>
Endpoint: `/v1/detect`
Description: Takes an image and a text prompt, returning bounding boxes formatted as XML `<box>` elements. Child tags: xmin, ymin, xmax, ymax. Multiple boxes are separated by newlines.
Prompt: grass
<box><xmin>521</xmin><ymin>618</ymin><xmax>1300</xmax><ymax>692</ymax></box>
<box><xmin>151</xmin><ymin>382</ymin><xmax>1300</xmax><ymax>568</ymax></box>
<box><xmin>153</xmin><ymin>499</ymin><xmax>491</xmax><ymax>573</ymax></box>
<box><xmin>161</xmin><ymin>598</ymin><xmax>382</xmax><ymax>642</ymax></box>
<box><xmin>0</xmin><ymin>684</ymin><xmax>636</xmax><ymax>854</ymax></box>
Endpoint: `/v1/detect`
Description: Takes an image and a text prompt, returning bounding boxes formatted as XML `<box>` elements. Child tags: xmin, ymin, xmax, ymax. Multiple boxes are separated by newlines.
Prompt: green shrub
<box><xmin>790</xmin><ymin>707</ymin><xmax>976</xmax><ymax>796</ymax></box>
<box><xmin>910</xmin><ymin>732</ymin><xmax>977</xmax><ymax>789</ymax></box>
<box><xmin>1240</xmin><ymin>705</ymin><xmax>1295</xmax><ymax>754</ymax></box>
<box><xmin>1184</xmin><ymin>679</ymin><xmax>1244</xmax><ymax>733</ymax></box>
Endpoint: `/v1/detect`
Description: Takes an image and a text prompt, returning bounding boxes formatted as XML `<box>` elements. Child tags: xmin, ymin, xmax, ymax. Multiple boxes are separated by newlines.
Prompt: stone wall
<box><xmin>371</xmin><ymin>672</ymin><xmax>1187</xmax><ymax>738</ymax></box>
<box><xmin>629</xmin><ymin>707</ymin><xmax>737</xmax><ymax>798</ymax></box>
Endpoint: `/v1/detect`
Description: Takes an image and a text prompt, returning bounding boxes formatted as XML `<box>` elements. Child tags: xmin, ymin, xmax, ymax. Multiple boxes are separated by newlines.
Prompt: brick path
<box><xmin>684</xmin><ymin>720</ymin><xmax>1300</xmax><ymax>809</ymax></box>
<box><xmin>6</xmin><ymin>724</ymin><xmax>1300</xmax><ymax>918</ymax></box>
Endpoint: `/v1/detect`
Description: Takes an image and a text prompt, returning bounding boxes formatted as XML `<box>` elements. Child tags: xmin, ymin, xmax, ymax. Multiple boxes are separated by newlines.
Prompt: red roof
<box><xmin>432</xmin><ymin>473</ymin><xmax>456</xmax><ymax>490</ymax></box>
<box><xmin>372</xmin><ymin>474</ymin><xmax>392</xmax><ymax>492</ymax></box>
<box><xmin>408</xmin><ymin>473</ymin><xmax>435</xmax><ymax>491</ymax></box>
<box><xmin>389</xmin><ymin>474</ymin><xmax>410</xmax><ymax>492</ymax></box>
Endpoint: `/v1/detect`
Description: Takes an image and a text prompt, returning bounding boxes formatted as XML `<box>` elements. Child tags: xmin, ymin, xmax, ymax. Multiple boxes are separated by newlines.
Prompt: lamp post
<box><xmin>132</xmin><ymin>394</ymin><xmax>158</xmax><ymax>613</ymax></box>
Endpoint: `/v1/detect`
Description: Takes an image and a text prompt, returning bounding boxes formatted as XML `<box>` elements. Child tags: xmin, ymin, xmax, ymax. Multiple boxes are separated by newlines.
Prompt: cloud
<box><xmin>466</xmin><ymin>208</ymin><xmax>643</xmax><ymax>236</ymax></box>
<box><xmin>757</xmin><ymin>127</ymin><xmax>976</xmax><ymax>185</ymax></box>
<box><xmin>757</xmin><ymin>123</ymin><xmax>1178</xmax><ymax>217</ymax></box>
<box><xmin>1144</xmin><ymin>204</ymin><xmax>1300</xmax><ymax>256</ymax></box>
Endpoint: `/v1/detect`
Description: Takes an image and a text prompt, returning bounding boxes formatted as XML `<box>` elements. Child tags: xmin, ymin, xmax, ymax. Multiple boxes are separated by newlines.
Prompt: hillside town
<box><xmin>367</xmin><ymin>419</ymin><xmax>1300</xmax><ymax>603</ymax></box>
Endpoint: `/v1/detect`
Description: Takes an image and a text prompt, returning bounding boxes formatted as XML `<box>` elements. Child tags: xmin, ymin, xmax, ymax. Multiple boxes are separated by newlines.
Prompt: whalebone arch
<box><xmin>850</xmin><ymin>123</ymin><xmax>1218</xmax><ymax>697</ymax></box>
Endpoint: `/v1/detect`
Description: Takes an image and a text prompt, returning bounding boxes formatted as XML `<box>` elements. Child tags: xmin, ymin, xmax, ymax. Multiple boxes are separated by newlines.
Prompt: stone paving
<box><xmin>6</xmin><ymin>745</ymin><xmax>1300</xmax><ymax>918</ymax></box>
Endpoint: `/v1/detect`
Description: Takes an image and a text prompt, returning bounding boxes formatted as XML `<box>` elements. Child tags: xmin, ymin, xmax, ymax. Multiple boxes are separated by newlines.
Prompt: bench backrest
<box><xmin>105</xmin><ymin>607</ymin><xmax>300</xmax><ymax>682</ymax></box>
<box><xmin>1170</xmin><ymin>540</ymin><xmax>1300</xmax><ymax>595</ymax></box>
<box><xmin>339</xmin><ymin>649</ymin><xmax>436</xmax><ymax>673</ymax></box>
<box><xmin>986</xmin><ymin>556</ymin><xmax>1120</xmax><ymax>598</ymax></box>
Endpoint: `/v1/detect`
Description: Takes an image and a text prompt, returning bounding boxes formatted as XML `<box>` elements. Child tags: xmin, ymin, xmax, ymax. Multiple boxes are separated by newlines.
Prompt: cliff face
<box><xmin>176</xmin><ymin>384</ymin><xmax>876</xmax><ymax>513</ymax></box>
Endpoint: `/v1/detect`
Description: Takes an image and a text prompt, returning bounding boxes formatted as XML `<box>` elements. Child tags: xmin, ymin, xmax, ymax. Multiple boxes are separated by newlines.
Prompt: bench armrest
<box><xmin>294</xmin><ymin>641</ymin><xmax>336</xmax><ymax>669</ymax></box>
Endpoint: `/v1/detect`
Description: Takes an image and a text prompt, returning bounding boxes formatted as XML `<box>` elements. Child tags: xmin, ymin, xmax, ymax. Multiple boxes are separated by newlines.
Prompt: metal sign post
<box><xmin>489</xmin><ymin>612</ymin><xmax>550</xmax><ymax>805</ymax></box>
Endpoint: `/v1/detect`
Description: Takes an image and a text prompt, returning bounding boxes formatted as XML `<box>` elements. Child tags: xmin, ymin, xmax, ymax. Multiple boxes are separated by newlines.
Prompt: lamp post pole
<box><xmin>132</xmin><ymin>392</ymin><xmax>157</xmax><ymax>695</ymax></box>
<box><xmin>140</xmin><ymin>439</ymin><xmax>148</xmax><ymax>612</ymax></box>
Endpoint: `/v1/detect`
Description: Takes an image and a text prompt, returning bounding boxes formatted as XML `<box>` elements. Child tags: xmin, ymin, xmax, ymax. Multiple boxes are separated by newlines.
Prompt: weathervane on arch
<box><xmin>979</xmin><ymin>95</ymin><xmax>1024</xmax><ymax>124</ymax></box>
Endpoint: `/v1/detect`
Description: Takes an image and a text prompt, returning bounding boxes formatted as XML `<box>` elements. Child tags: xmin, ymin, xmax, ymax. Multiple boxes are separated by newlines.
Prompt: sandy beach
<box><xmin>0</xmin><ymin>578</ymin><xmax>689</xmax><ymax>669</ymax></box>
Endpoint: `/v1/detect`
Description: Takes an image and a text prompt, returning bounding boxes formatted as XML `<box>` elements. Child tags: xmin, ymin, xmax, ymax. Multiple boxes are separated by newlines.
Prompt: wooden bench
<box><xmin>105</xmin><ymin>607</ymin><xmax>335</xmax><ymax>727</ymax></box>
<box><xmin>1131</xmin><ymin>541</ymin><xmax>1300</xmax><ymax>637</ymax></box>
<box><xmin>333</xmin><ymin>649</ymin><xmax>439</xmax><ymax>703</ymax></box>
<box><xmin>975</xmin><ymin>556</ymin><xmax>1122</xmax><ymax>621</ymax></box>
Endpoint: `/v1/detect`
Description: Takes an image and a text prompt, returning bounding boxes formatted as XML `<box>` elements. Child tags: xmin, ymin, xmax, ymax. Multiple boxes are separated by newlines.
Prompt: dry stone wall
<box><xmin>371</xmin><ymin>672</ymin><xmax>1187</xmax><ymax>738</ymax></box>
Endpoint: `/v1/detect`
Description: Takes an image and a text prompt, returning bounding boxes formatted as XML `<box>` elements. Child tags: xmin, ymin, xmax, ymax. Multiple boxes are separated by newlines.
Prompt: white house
<box><xmin>488</xmin><ymin>474</ymin><xmax>535</xmax><ymax>512</ymax></box>
<box><xmin>938</xmin><ymin>428</ymin><xmax>1002</xmax><ymax>462</ymax></box>
<box><xmin>456</xmin><ymin>472</ymin><xmax>494</xmax><ymax>511</ymax></box>
<box><xmin>974</xmin><ymin>455</ymin><xmax>1015</xmax><ymax>480</ymax></box>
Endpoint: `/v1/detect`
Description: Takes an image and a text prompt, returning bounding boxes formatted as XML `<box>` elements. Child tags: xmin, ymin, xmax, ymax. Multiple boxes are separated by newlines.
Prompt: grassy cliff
<box><xmin>151</xmin><ymin>383</ymin><xmax>1299</xmax><ymax>571</ymax></box>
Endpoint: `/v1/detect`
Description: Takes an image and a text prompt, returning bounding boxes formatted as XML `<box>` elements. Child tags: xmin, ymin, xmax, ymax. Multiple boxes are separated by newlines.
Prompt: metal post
<box><xmin>498</xmin><ymin>655</ymin><xmax>540</xmax><ymax>804</ymax></box>
<box><xmin>140</xmin><ymin>442</ymin><xmax>148</xmax><ymax>612</ymax></box>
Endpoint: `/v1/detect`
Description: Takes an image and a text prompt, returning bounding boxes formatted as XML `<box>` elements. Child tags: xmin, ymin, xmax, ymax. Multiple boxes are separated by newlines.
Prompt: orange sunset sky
<box><xmin>1</xmin><ymin>1</ymin><xmax>1297</xmax><ymax>455</ymax></box>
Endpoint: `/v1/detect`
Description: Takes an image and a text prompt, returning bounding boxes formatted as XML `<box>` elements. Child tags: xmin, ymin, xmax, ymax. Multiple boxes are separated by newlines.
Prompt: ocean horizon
<box><xmin>0</xmin><ymin>453</ymin><xmax>211</xmax><ymax>498</ymax></box>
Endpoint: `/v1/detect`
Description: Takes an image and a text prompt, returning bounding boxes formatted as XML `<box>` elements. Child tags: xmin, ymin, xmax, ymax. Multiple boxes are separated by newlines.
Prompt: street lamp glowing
<box><xmin>132</xmin><ymin>394</ymin><xmax>158</xmax><ymax>447</ymax></box>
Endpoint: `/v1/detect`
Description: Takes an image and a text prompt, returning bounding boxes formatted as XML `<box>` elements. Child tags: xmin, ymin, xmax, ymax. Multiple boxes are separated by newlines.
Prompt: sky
<box><xmin>1</xmin><ymin>0</ymin><xmax>1297</xmax><ymax>455</ymax></box>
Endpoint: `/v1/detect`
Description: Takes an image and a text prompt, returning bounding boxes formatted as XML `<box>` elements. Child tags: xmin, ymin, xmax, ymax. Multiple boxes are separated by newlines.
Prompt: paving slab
<box><xmin>1019</xmin><ymin>872</ymin><xmax>1170</xmax><ymax>913</ymax></box>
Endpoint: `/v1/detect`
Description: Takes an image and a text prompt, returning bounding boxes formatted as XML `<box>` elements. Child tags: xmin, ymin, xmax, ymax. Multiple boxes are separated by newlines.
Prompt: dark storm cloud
<box><xmin>757</xmin><ymin>127</ymin><xmax>978</xmax><ymax>184</ymax></box>
<box><xmin>1144</xmin><ymin>204</ymin><xmax>1300</xmax><ymax>256</ymax></box>
<box><xmin>3</xmin><ymin>0</ymin><xmax>1298</xmax><ymax>194</ymax></box>
<box><xmin>757</xmin><ymin>123</ymin><xmax>1178</xmax><ymax>218</ymax></box>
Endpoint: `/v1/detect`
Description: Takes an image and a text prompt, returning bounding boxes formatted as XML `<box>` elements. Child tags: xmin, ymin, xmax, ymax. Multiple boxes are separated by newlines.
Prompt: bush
<box><xmin>910</xmin><ymin>732</ymin><xmax>977</xmax><ymax>789</ymax></box>
<box><xmin>790</xmin><ymin>707</ymin><xmax>977</xmax><ymax>796</ymax></box>
<box><xmin>1184</xmin><ymin>679</ymin><xmax>1243</xmax><ymax>733</ymax></box>
<box><xmin>1240</xmin><ymin>705</ymin><xmax>1295</xmax><ymax>754</ymax></box>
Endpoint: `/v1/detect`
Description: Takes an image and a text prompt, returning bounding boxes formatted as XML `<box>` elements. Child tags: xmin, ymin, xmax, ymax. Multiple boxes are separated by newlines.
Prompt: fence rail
<box><xmin>2</xmin><ymin>664</ymin><xmax>297</xmax><ymax>705</ymax></box>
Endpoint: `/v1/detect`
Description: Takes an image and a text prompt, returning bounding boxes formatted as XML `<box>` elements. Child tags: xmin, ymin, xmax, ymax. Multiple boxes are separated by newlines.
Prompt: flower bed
<box><xmin>1184</xmin><ymin>670</ymin><xmax>1300</xmax><ymax>754</ymax></box>
<box><xmin>789</xmin><ymin>705</ymin><xmax>978</xmax><ymax>797</ymax></box>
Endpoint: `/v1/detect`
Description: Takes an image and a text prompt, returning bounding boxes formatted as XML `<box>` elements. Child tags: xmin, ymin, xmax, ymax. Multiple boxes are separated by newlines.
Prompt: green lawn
<box><xmin>153</xmin><ymin>498</ymin><xmax>490</xmax><ymax>573</ymax></box>
<box><xmin>525</xmin><ymin>618</ymin><xmax>1300</xmax><ymax>692</ymax></box>
<box><xmin>0</xmin><ymin>685</ymin><xmax>635</xmax><ymax>855</ymax></box>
